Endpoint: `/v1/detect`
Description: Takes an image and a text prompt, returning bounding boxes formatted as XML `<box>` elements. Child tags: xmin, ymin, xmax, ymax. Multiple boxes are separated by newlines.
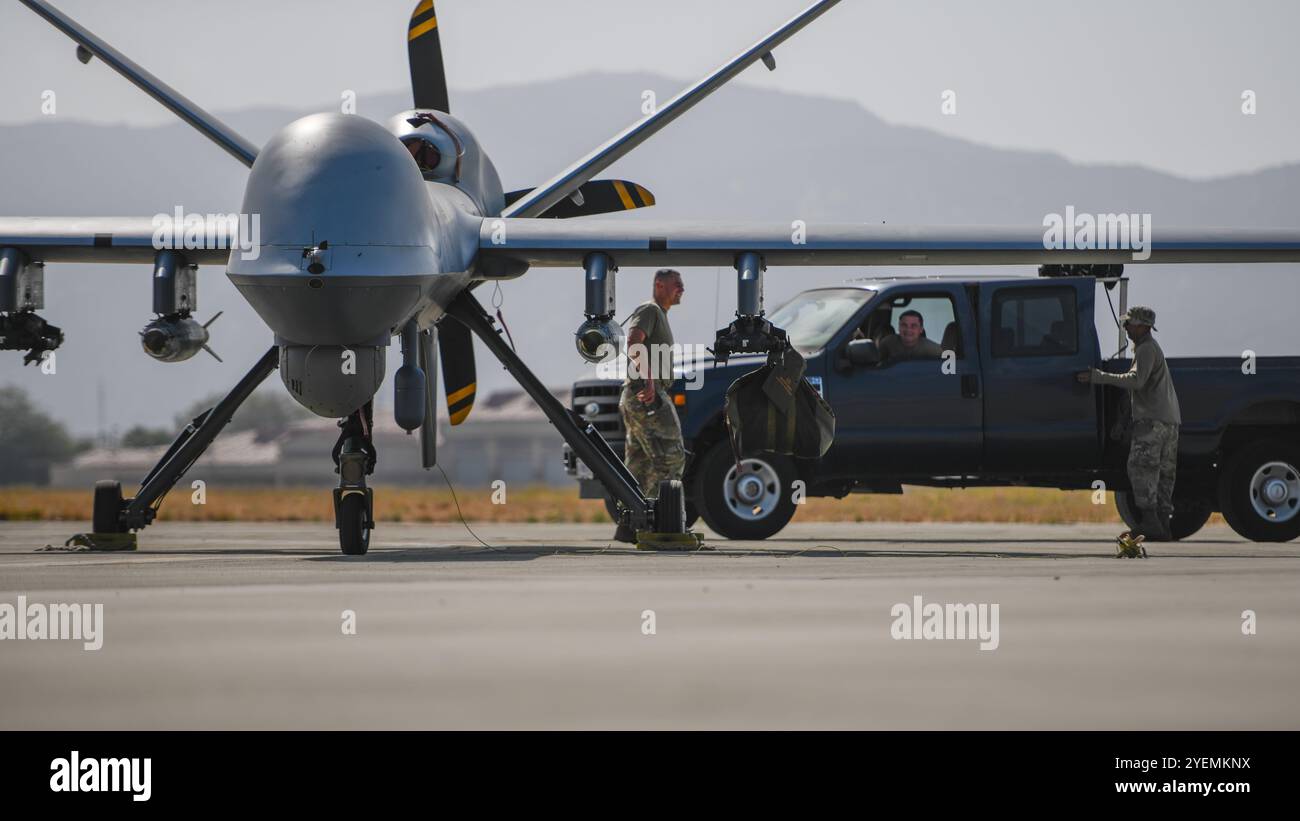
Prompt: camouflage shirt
<box><xmin>1091</xmin><ymin>334</ymin><xmax>1181</xmax><ymax>425</ymax></box>
<box><xmin>624</xmin><ymin>300</ymin><xmax>674</xmax><ymax>389</ymax></box>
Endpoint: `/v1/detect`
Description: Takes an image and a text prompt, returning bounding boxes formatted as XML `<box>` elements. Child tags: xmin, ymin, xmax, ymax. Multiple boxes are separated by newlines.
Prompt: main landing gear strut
<box><xmin>445</xmin><ymin>290</ymin><xmax>683</xmax><ymax>538</ymax></box>
<box><xmin>79</xmin><ymin>346</ymin><xmax>281</xmax><ymax>551</ymax></box>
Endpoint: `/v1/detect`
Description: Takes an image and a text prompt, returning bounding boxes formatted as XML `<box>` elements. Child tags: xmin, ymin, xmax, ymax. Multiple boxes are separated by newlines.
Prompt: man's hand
<box><xmin>627</xmin><ymin>326</ymin><xmax>653</xmax><ymax>403</ymax></box>
<box><xmin>1075</xmin><ymin>369</ymin><xmax>1094</xmax><ymax>384</ymax></box>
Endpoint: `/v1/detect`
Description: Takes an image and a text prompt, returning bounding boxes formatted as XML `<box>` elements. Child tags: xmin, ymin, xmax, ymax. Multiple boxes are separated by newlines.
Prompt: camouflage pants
<box><xmin>620</xmin><ymin>385</ymin><xmax>685</xmax><ymax>499</ymax></box>
<box><xmin>1129</xmin><ymin>418</ymin><xmax>1179</xmax><ymax>516</ymax></box>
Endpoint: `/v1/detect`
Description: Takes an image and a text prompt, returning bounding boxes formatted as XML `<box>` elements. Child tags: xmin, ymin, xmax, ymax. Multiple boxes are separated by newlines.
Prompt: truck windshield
<box><xmin>768</xmin><ymin>288</ymin><xmax>874</xmax><ymax>352</ymax></box>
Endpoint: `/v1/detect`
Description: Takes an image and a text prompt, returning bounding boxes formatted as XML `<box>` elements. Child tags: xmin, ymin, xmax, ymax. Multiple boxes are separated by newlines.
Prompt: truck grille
<box><xmin>572</xmin><ymin>380</ymin><xmax>624</xmax><ymax>438</ymax></box>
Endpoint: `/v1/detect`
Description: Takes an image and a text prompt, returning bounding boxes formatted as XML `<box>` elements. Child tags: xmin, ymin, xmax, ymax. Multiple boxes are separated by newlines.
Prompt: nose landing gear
<box><xmin>331</xmin><ymin>402</ymin><xmax>377</xmax><ymax>555</ymax></box>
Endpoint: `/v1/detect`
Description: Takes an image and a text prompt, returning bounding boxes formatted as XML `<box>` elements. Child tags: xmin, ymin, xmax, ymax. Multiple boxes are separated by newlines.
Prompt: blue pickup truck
<box><xmin>565</xmin><ymin>272</ymin><xmax>1300</xmax><ymax>543</ymax></box>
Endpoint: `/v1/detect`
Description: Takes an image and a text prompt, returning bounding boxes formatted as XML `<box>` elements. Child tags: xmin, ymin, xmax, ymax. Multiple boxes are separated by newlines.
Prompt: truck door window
<box><xmin>863</xmin><ymin>294</ymin><xmax>960</xmax><ymax>364</ymax></box>
<box><xmin>991</xmin><ymin>288</ymin><xmax>1078</xmax><ymax>357</ymax></box>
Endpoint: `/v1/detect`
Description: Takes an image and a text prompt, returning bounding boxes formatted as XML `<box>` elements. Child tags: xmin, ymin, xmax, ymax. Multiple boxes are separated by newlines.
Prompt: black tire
<box><xmin>1113</xmin><ymin>490</ymin><xmax>1139</xmax><ymax>532</ymax></box>
<box><xmin>338</xmin><ymin>493</ymin><xmax>371</xmax><ymax>555</ymax></box>
<box><xmin>654</xmin><ymin>479</ymin><xmax>685</xmax><ymax>532</ymax></box>
<box><xmin>603</xmin><ymin>491</ymin><xmax>700</xmax><ymax>528</ymax></box>
<box><xmin>1217</xmin><ymin>438</ymin><xmax>1300</xmax><ymax>543</ymax></box>
<box><xmin>92</xmin><ymin>480</ymin><xmax>125</xmax><ymax>533</ymax></box>
<box><xmin>694</xmin><ymin>440</ymin><xmax>797</xmax><ymax>540</ymax></box>
<box><xmin>1169</xmin><ymin>499</ymin><xmax>1214</xmax><ymax>541</ymax></box>
<box><xmin>1114</xmin><ymin>490</ymin><xmax>1214</xmax><ymax>541</ymax></box>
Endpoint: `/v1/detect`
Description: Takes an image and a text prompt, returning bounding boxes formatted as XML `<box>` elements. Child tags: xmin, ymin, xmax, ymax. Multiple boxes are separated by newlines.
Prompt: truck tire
<box><xmin>1217</xmin><ymin>438</ymin><xmax>1300</xmax><ymax>542</ymax></box>
<box><xmin>1114</xmin><ymin>490</ymin><xmax>1214</xmax><ymax>541</ymax></box>
<box><xmin>604</xmin><ymin>492</ymin><xmax>699</xmax><ymax>528</ymax></box>
<box><xmin>694</xmin><ymin>440</ymin><xmax>797</xmax><ymax>540</ymax></box>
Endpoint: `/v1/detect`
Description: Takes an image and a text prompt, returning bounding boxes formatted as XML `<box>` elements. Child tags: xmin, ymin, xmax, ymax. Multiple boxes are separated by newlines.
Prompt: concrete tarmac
<box><xmin>1</xmin><ymin>520</ymin><xmax>1297</xmax><ymax>729</ymax></box>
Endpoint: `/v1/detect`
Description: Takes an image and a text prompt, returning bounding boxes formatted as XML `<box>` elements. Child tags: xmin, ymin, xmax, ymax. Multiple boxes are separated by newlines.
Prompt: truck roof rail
<box><xmin>1038</xmin><ymin>263</ymin><xmax>1125</xmax><ymax>278</ymax></box>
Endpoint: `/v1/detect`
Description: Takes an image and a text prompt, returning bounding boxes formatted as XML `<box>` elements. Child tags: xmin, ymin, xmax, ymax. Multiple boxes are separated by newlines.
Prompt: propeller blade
<box><xmin>407</xmin><ymin>0</ymin><xmax>450</xmax><ymax>112</ymax></box>
<box><xmin>438</xmin><ymin>316</ymin><xmax>476</xmax><ymax>426</ymax></box>
<box><xmin>503</xmin><ymin>180</ymin><xmax>656</xmax><ymax>219</ymax></box>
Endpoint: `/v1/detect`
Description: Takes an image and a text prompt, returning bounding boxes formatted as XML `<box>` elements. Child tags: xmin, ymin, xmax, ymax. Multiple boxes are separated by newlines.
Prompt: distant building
<box><xmin>50</xmin><ymin>386</ymin><xmax>574</xmax><ymax>489</ymax></box>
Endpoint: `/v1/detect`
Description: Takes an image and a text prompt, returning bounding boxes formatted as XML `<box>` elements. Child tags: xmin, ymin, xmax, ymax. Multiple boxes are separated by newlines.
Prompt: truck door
<box><xmin>978</xmin><ymin>280</ymin><xmax>1100</xmax><ymax>473</ymax></box>
<box><xmin>820</xmin><ymin>283</ymin><xmax>982</xmax><ymax>478</ymax></box>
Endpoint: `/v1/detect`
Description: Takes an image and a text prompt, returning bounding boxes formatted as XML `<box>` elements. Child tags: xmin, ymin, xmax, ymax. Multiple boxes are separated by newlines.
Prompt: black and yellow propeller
<box><xmin>407</xmin><ymin>0</ymin><xmax>449</xmax><ymax>113</ymax></box>
<box><xmin>407</xmin><ymin>1</ymin><xmax>477</xmax><ymax>425</ymax></box>
<box><xmin>407</xmin><ymin>2</ymin><xmax>655</xmax><ymax>427</ymax></box>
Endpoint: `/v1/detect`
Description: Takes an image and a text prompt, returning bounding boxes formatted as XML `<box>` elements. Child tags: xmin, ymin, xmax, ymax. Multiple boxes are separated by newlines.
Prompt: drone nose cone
<box><xmin>236</xmin><ymin>112</ymin><xmax>438</xmax><ymax>252</ymax></box>
<box><xmin>226</xmin><ymin>112</ymin><xmax>454</xmax><ymax>346</ymax></box>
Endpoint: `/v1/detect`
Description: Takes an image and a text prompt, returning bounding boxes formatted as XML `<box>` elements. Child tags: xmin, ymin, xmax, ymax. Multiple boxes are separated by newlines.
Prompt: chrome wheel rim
<box><xmin>1249</xmin><ymin>460</ymin><xmax>1300</xmax><ymax>523</ymax></box>
<box><xmin>723</xmin><ymin>458</ymin><xmax>782</xmax><ymax>521</ymax></box>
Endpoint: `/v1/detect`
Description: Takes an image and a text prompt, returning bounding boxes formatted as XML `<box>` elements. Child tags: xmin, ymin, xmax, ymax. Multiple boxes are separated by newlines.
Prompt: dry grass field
<box><xmin>0</xmin><ymin>484</ymin><xmax>1223</xmax><ymax>526</ymax></box>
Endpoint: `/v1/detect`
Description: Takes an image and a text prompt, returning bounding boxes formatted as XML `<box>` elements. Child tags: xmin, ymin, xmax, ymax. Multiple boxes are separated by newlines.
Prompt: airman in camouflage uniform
<box><xmin>615</xmin><ymin>269</ymin><xmax>686</xmax><ymax>542</ymax></box>
<box><xmin>1079</xmin><ymin>306</ymin><xmax>1181</xmax><ymax>541</ymax></box>
<box><xmin>622</xmin><ymin>388</ymin><xmax>686</xmax><ymax>497</ymax></box>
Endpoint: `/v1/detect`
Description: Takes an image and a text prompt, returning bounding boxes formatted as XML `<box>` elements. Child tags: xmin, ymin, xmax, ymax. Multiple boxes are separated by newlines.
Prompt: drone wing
<box><xmin>18</xmin><ymin>0</ymin><xmax>258</xmax><ymax>167</ymax></box>
<box><xmin>0</xmin><ymin>217</ymin><xmax>233</xmax><ymax>265</ymax></box>
<box><xmin>477</xmin><ymin>220</ymin><xmax>1300</xmax><ymax>269</ymax></box>
<box><xmin>502</xmin><ymin>0</ymin><xmax>842</xmax><ymax>219</ymax></box>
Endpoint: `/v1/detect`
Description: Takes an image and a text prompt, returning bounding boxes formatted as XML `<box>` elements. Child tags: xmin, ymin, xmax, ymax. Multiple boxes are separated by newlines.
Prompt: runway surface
<box><xmin>1</xmin><ymin>520</ymin><xmax>1297</xmax><ymax>730</ymax></box>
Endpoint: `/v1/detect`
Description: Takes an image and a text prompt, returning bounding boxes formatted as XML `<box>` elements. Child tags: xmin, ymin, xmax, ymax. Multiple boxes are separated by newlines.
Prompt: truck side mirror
<box><xmin>845</xmin><ymin>338</ymin><xmax>880</xmax><ymax>367</ymax></box>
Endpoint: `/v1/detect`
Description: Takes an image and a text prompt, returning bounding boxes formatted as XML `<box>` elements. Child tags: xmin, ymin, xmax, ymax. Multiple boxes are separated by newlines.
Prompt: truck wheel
<box><xmin>1217</xmin><ymin>439</ymin><xmax>1300</xmax><ymax>542</ymax></box>
<box><xmin>1114</xmin><ymin>491</ymin><xmax>1213</xmax><ymax>541</ymax></box>
<box><xmin>92</xmin><ymin>480</ymin><xmax>126</xmax><ymax>534</ymax></box>
<box><xmin>695</xmin><ymin>441</ymin><xmax>797</xmax><ymax>540</ymax></box>
<box><xmin>604</xmin><ymin>492</ymin><xmax>699</xmax><ymax>528</ymax></box>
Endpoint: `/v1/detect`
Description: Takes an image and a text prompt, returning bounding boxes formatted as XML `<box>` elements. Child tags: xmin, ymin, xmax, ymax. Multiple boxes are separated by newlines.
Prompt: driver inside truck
<box><xmin>878</xmin><ymin>309</ymin><xmax>942</xmax><ymax>362</ymax></box>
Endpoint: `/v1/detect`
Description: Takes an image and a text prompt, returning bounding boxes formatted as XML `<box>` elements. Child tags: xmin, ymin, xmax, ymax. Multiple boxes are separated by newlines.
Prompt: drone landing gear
<box><xmin>331</xmin><ymin>402</ymin><xmax>376</xmax><ymax>556</ymax></box>
<box><xmin>74</xmin><ymin>346</ymin><xmax>280</xmax><ymax>549</ymax></box>
<box><xmin>445</xmin><ymin>290</ymin><xmax>680</xmax><ymax>538</ymax></box>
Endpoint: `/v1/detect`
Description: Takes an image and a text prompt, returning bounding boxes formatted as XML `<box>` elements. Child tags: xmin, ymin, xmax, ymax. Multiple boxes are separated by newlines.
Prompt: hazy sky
<box><xmin>2</xmin><ymin>0</ymin><xmax>1298</xmax><ymax>178</ymax></box>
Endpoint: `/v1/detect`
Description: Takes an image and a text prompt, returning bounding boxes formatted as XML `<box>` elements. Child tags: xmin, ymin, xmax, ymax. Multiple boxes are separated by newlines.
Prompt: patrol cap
<box><xmin>1120</xmin><ymin>305</ymin><xmax>1157</xmax><ymax>331</ymax></box>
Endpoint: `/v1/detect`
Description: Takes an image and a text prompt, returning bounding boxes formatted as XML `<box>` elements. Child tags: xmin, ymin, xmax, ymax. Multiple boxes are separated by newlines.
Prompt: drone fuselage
<box><xmin>226</xmin><ymin>111</ymin><xmax>499</xmax><ymax>416</ymax></box>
